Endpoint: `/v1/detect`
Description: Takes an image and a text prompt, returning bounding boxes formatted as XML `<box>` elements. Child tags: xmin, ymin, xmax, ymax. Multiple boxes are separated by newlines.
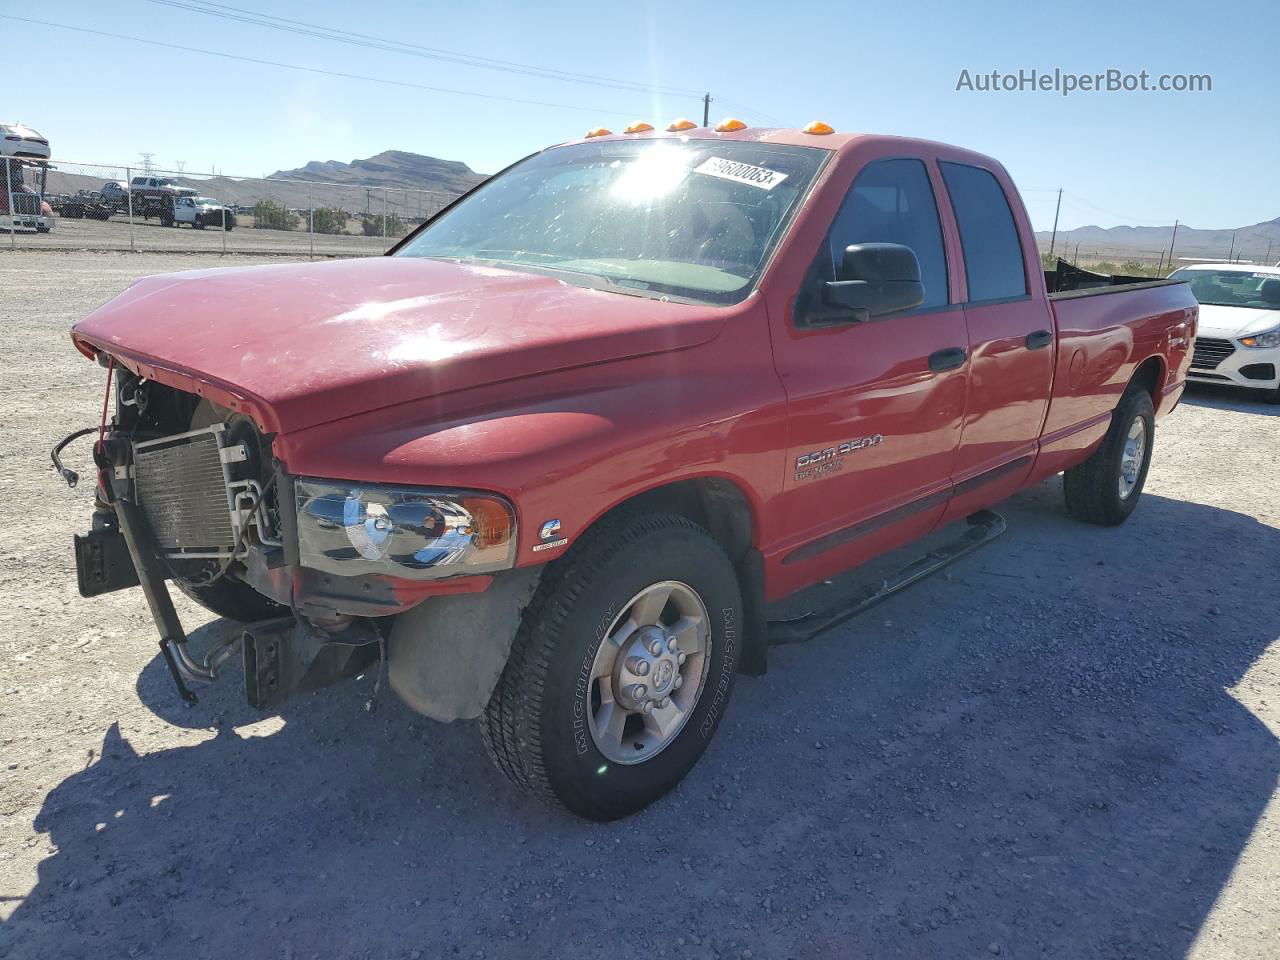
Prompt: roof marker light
<box><xmin>584</xmin><ymin>127</ymin><xmax>612</xmax><ymax>138</ymax></box>
<box><xmin>624</xmin><ymin>121</ymin><xmax>654</xmax><ymax>133</ymax></box>
<box><xmin>802</xmin><ymin>121</ymin><xmax>835</xmax><ymax>135</ymax></box>
<box><xmin>714</xmin><ymin>117</ymin><xmax>747</xmax><ymax>132</ymax></box>
<box><xmin>667</xmin><ymin>118</ymin><xmax>697</xmax><ymax>132</ymax></box>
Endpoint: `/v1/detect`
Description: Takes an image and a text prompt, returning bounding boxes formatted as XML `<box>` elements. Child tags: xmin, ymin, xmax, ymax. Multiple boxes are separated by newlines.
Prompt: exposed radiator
<box><xmin>133</xmin><ymin>427</ymin><xmax>237</xmax><ymax>553</ymax></box>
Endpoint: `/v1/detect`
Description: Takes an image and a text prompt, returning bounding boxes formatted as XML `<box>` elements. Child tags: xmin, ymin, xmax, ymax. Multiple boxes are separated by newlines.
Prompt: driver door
<box><xmin>767</xmin><ymin>157</ymin><xmax>969</xmax><ymax>594</ymax></box>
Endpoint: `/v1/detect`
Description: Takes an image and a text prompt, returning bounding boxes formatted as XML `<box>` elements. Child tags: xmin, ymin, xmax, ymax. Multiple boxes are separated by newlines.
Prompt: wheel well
<box><xmin>591</xmin><ymin>477</ymin><xmax>767</xmax><ymax>676</ymax></box>
<box><xmin>594</xmin><ymin>478</ymin><xmax>755</xmax><ymax>563</ymax></box>
<box><xmin>1130</xmin><ymin>356</ymin><xmax>1164</xmax><ymax>403</ymax></box>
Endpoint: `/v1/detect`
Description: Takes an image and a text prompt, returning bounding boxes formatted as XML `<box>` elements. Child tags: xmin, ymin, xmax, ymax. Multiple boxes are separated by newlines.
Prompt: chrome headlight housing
<box><xmin>1239</xmin><ymin>326</ymin><xmax>1280</xmax><ymax>349</ymax></box>
<box><xmin>294</xmin><ymin>479</ymin><xmax>516</xmax><ymax>580</ymax></box>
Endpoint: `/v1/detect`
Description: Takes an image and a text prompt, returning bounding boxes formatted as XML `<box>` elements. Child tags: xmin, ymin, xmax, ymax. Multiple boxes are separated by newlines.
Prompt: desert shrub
<box><xmin>361</xmin><ymin>213</ymin><xmax>406</xmax><ymax>238</ymax></box>
<box><xmin>252</xmin><ymin>199</ymin><xmax>298</xmax><ymax>231</ymax></box>
<box><xmin>310</xmin><ymin>207</ymin><xmax>348</xmax><ymax>235</ymax></box>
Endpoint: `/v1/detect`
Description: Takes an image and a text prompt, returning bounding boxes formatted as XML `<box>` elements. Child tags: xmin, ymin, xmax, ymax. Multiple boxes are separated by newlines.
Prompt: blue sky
<box><xmin>11</xmin><ymin>0</ymin><xmax>1275</xmax><ymax>231</ymax></box>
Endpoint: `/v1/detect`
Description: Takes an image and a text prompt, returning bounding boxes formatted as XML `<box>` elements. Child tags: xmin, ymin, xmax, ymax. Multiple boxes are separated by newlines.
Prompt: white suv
<box><xmin>1174</xmin><ymin>262</ymin><xmax>1280</xmax><ymax>402</ymax></box>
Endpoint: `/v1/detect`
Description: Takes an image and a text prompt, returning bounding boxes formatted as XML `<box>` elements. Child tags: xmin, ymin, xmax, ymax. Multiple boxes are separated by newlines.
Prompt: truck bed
<box><xmin>1044</xmin><ymin>258</ymin><xmax>1185</xmax><ymax>299</ymax></box>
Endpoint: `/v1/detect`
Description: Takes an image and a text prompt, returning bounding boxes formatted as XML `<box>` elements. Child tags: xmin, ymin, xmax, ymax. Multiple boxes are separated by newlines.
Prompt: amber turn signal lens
<box><xmin>462</xmin><ymin>497</ymin><xmax>514</xmax><ymax>549</ymax></box>
<box><xmin>802</xmin><ymin>121</ymin><xmax>835</xmax><ymax>135</ymax></box>
<box><xmin>667</xmin><ymin>118</ymin><xmax>697</xmax><ymax>132</ymax></box>
<box><xmin>584</xmin><ymin>127</ymin><xmax>612</xmax><ymax>138</ymax></box>
<box><xmin>624</xmin><ymin>121</ymin><xmax>654</xmax><ymax>133</ymax></box>
<box><xmin>714</xmin><ymin>117</ymin><xmax>747</xmax><ymax>132</ymax></box>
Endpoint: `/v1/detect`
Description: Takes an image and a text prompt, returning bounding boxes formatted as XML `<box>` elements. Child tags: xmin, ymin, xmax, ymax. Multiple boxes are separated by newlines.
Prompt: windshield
<box><xmin>396</xmin><ymin>139</ymin><xmax>829</xmax><ymax>304</ymax></box>
<box><xmin>195</xmin><ymin>197</ymin><xmax>219</xmax><ymax>205</ymax></box>
<box><xmin>1171</xmin><ymin>268</ymin><xmax>1280</xmax><ymax>310</ymax></box>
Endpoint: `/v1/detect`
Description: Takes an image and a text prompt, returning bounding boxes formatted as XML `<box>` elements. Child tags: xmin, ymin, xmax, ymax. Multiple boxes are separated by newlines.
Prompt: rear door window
<box><xmin>940</xmin><ymin>162</ymin><xmax>1028</xmax><ymax>302</ymax></box>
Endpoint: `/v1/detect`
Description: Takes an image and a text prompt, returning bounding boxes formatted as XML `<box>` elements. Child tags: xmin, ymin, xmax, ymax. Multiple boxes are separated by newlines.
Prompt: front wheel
<box><xmin>1063</xmin><ymin>384</ymin><xmax>1155</xmax><ymax>525</ymax></box>
<box><xmin>481</xmin><ymin>513</ymin><xmax>742</xmax><ymax>820</ymax></box>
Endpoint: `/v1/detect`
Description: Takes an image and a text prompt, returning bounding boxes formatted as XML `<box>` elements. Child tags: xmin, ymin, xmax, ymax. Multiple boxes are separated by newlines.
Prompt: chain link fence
<box><xmin>2</xmin><ymin>157</ymin><xmax>461</xmax><ymax>257</ymax></box>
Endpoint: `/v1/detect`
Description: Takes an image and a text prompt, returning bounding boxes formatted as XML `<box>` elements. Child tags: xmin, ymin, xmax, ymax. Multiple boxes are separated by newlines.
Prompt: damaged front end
<box><xmin>59</xmin><ymin>363</ymin><xmax>387</xmax><ymax>708</ymax></box>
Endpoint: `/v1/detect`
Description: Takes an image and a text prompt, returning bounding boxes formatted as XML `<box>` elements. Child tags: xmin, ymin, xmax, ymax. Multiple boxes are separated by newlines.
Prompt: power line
<box><xmin>715</xmin><ymin>97</ymin><xmax>789</xmax><ymax>128</ymax></box>
<box><xmin>1</xmin><ymin>15</ymin><xmax>650</xmax><ymax>118</ymax></box>
<box><xmin>142</xmin><ymin>0</ymin><xmax>706</xmax><ymax>100</ymax></box>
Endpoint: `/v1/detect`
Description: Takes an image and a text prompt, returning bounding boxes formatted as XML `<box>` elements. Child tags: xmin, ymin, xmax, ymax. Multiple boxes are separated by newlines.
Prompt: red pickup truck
<box><xmin>64</xmin><ymin>124</ymin><xmax>1196</xmax><ymax>820</ymax></box>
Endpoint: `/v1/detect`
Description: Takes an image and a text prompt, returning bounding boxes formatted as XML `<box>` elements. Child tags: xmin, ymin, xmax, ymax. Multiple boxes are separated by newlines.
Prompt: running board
<box><xmin>767</xmin><ymin>510</ymin><xmax>1007</xmax><ymax>645</ymax></box>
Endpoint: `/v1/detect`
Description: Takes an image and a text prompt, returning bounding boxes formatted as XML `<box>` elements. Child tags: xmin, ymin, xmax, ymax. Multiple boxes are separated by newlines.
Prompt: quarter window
<box><xmin>940</xmin><ymin>162</ymin><xmax>1028</xmax><ymax>302</ymax></box>
<box><xmin>824</xmin><ymin>158</ymin><xmax>949</xmax><ymax>310</ymax></box>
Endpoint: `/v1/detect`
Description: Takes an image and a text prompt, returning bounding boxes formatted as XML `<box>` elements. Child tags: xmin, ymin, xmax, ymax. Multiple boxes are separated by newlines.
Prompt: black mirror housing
<box><xmin>822</xmin><ymin>242</ymin><xmax>925</xmax><ymax>320</ymax></box>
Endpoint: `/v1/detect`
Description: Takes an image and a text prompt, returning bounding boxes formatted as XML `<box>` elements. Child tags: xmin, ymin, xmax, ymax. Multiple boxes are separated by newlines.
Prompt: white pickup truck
<box><xmin>172</xmin><ymin>195</ymin><xmax>236</xmax><ymax>230</ymax></box>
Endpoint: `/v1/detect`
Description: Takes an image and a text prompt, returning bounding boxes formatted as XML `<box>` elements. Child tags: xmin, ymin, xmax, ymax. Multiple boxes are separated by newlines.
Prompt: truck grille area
<box><xmin>133</xmin><ymin>430</ymin><xmax>236</xmax><ymax>552</ymax></box>
<box><xmin>1191</xmin><ymin>337</ymin><xmax>1235</xmax><ymax>370</ymax></box>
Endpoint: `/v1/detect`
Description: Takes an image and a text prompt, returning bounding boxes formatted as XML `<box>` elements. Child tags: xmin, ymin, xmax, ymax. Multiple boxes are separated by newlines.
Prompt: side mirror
<box><xmin>822</xmin><ymin>243</ymin><xmax>925</xmax><ymax>321</ymax></box>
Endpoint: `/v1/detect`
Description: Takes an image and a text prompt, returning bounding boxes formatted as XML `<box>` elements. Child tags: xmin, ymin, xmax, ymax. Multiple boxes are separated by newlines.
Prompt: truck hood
<box><xmin>1195</xmin><ymin>303</ymin><xmax>1280</xmax><ymax>339</ymax></box>
<box><xmin>72</xmin><ymin>256</ymin><xmax>728</xmax><ymax>433</ymax></box>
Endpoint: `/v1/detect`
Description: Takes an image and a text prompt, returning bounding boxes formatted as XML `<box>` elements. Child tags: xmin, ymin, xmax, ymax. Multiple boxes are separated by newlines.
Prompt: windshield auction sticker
<box><xmin>693</xmin><ymin>157</ymin><xmax>789</xmax><ymax>191</ymax></box>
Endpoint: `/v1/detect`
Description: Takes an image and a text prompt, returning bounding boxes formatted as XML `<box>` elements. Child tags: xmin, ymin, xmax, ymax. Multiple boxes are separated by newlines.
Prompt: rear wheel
<box><xmin>1063</xmin><ymin>384</ymin><xmax>1155</xmax><ymax>526</ymax></box>
<box><xmin>481</xmin><ymin>513</ymin><xmax>742</xmax><ymax>821</ymax></box>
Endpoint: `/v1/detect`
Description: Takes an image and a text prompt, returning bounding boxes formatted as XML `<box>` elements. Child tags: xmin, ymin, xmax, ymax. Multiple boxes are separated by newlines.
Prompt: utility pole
<box><xmin>1167</xmin><ymin>219</ymin><xmax>1180</xmax><ymax>267</ymax></box>
<box><xmin>139</xmin><ymin>152</ymin><xmax>155</xmax><ymax>174</ymax></box>
<box><xmin>1228</xmin><ymin>231</ymin><xmax>1236</xmax><ymax>262</ymax></box>
<box><xmin>702</xmin><ymin>93</ymin><xmax>712</xmax><ymax>127</ymax></box>
<box><xmin>1047</xmin><ymin>188</ymin><xmax>1063</xmax><ymax>260</ymax></box>
<box><xmin>1267</xmin><ymin>240</ymin><xmax>1274</xmax><ymax>265</ymax></box>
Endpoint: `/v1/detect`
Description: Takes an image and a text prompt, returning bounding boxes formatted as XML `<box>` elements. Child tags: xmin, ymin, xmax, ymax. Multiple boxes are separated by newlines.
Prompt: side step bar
<box><xmin>767</xmin><ymin>510</ymin><xmax>1007</xmax><ymax>645</ymax></box>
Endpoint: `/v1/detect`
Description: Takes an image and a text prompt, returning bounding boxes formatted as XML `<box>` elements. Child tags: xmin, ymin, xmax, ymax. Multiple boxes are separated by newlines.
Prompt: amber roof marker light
<box><xmin>667</xmin><ymin>118</ymin><xmax>697</xmax><ymax>132</ymax></box>
<box><xmin>802</xmin><ymin>121</ymin><xmax>835</xmax><ymax>135</ymax></box>
<box><xmin>584</xmin><ymin>127</ymin><xmax>612</xmax><ymax>138</ymax></box>
<box><xmin>714</xmin><ymin>117</ymin><xmax>747</xmax><ymax>132</ymax></box>
<box><xmin>623</xmin><ymin>121</ymin><xmax>654</xmax><ymax>133</ymax></box>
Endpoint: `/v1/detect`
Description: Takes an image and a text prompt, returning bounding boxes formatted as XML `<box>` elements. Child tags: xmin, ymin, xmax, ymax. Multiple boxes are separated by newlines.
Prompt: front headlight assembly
<box><xmin>294</xmin><ymin>479</ymin><xmax>517</xmax><ymax>580</ymax></box>
<box><xmin>1239</xmin><ymin>326</ymin><xmax>1280</xmax><ymax>349</ymax></box>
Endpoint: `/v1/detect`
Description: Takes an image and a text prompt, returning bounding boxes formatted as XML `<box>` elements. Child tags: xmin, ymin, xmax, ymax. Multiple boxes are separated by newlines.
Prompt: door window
<box><xmin>939</xmin><ymin>162</ymin><xmax>1028</xmax><ymax>302</ymax></box>
<box><xmin>824</xmin><ymin>158</ymin><xmax>950</xmax><ymax>310</ymax></box>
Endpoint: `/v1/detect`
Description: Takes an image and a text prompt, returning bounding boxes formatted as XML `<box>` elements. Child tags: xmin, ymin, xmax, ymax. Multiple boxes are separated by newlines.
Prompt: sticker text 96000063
<box><xmin>693</xmin><ymin>157</ymin><xmax>789</xmax><ymax>191</ymax></box>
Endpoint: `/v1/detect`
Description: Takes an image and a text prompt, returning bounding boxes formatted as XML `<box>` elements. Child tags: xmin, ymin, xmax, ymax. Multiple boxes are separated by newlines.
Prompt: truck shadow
<box><xmin>3</xmin><ymin>492</ymin><xmax>1277</xmax><ymax>959</ymax></box>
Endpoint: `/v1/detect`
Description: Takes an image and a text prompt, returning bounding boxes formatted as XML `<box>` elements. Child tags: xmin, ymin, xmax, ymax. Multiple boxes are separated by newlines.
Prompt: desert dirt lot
<box><xmin>6</xmin><ymin>215</ymin><xmax>394</xmax><ymax>257</ymax></box>
<box><xmin>1</xmin><ymin>250</ymin><xmax>1278</xmax><ymax>960</ymax></box>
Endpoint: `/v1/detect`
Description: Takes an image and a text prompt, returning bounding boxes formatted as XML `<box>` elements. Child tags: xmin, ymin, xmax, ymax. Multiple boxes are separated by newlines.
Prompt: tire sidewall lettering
<box><xmin>573</xmin><ymin>601</ymin><xmax>616</xmax><ymax>755</ymax></box>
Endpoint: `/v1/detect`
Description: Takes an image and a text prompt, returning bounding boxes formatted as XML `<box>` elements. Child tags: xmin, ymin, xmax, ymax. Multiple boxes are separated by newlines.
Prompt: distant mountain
<box><xmin>269</xmin><ymin>150</ymin><xmax>487</xmax><ymax>195</ymax></box>
<box><xmin>1035</xmin><ymin>216</ymin><xmax>1280</xmax><ymax>263</ymax></box>
<box><xmin>47</xmin><ymin>149</ymin><xmax>489</xmax><ymax>218</ymax></box>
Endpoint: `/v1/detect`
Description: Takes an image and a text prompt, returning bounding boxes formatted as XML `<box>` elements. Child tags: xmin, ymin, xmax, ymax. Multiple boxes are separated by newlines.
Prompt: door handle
<box><xmin>928</xmin><ymin>347</ymin><xmax>967</xmax><ymax>372</ymax></box>
<box><xmin>1025</xmin><ymin>329</ymin><xmax>1053</xmax><ymax>350</ymax></box>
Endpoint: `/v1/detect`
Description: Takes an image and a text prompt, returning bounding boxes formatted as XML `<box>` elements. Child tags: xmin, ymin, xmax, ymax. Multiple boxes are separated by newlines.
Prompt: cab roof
<box><xmin>557</xmin><ymin>125</ymin><xmax>1004</xmax><ymax>170</ymax></box>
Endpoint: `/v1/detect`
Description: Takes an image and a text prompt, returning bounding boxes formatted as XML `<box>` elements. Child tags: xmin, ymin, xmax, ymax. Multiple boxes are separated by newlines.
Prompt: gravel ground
<box><xmin>1</xmin><ymin>251</ymin><xmax>1278</xmax><ymax>960</ymax></box>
